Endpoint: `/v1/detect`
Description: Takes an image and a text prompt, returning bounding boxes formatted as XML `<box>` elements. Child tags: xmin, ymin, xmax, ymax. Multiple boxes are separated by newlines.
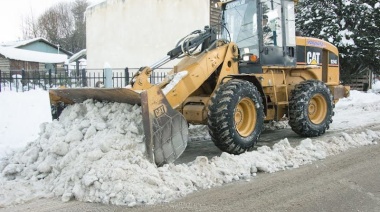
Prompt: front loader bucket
<box><xmin>141</xmin><ymin>86</ymin><xmax>188</xmax><ymax>166</ymax></box>
<box><xmin>49</xmin><ymin>88</ymin><xmax>142</xmax><ymax>105</ymax></box>
<box><xmin>49</xmin><ymin>86</ymin><xmax>188</xmax><ymax>166</ymax></box>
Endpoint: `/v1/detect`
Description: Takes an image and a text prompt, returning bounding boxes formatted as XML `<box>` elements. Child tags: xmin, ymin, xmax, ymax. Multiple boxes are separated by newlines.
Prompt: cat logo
<box><xmin>307</xmin><ymin>52</ymin><xmax>321</xmax><ymax>65</ymax></box>
<box><xmin>154</xmin><ymin>105</ymin><xmax>166</xmax><ymax>118</ymax></box>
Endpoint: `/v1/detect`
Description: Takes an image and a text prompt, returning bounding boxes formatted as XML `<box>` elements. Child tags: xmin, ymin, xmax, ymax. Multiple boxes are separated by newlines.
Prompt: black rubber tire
<box><xmin>208</xmin><ymin>79</ymin><xmax>264</xmax><ymax>154</ymax></box>
<box><xmin>51</xmin><ymin>102</ymin><xmax>66</xmax><ymax>120</ymax></box>
<box><xmin>289</xmin><ymin>80</ymin><xmax>334</xmax><ymax>137</ymax></box>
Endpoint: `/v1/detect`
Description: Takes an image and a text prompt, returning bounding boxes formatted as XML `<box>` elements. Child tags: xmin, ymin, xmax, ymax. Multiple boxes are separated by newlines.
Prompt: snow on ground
<box><xmin>0</xmin><ymin>90</ymin><xmax>52</xmax><ymax>157</ymax></box>
<box><xmin>330</xmin><ymin>90</ymin><xmax>380</xmax><ymax>130</ymax></box>
<box><xmin>0</xmin><ymin>88</ymin><xmax>380</xmax><ymax>207</ymax></box>
<box><xmin>371</xmin><ymin>79</ymin><xmax>380</xmax><ymax>93</ymax></box>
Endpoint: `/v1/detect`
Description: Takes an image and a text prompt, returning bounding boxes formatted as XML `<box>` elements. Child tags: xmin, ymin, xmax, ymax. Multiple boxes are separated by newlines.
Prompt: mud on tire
<box><xmin>208</xmin><ymin>79</ymin><xmax>264</xmax><ymax>154</ymax></box>
<box><xmin>289</xmin><ymin>80</ymin><xmax>334</xmax><ymax>137</ymax></box>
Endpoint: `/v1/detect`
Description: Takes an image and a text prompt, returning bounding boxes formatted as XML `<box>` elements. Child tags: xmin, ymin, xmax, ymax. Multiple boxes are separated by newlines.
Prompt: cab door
<box><xmin>259</xmin><ymin>0</ymin><xmax>296</xmax><ymax>67</ymax></box>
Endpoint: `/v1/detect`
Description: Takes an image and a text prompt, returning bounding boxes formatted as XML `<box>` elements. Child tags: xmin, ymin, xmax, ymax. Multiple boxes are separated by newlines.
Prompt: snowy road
<box><xmin>177</xmin><ymin>122</ymin><xmax>380</xmax><ymax>164</ymax></box>
<box><xmin>148</xmin><ymin>140</ymin><xmax>380</xmax><ymax>212</ymax></box>
<box><xmin>1</xmin><ymin>126</ymin><xmax>380</xmax><ymax>212</ymax></box>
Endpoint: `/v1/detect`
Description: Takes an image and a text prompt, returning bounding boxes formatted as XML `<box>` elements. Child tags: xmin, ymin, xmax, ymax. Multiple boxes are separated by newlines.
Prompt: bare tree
<box><xmin>21</xmin><ymin>8</ymin><xmax>43</xmax><ymax>40</ymax></box>
<box><xmin>38</xmin><ymin>2</ymin><xmax>74</xmax><ymax>50</ymax></box>
<box><xmin>20</xmin><ymin>0</ymin><xmax>88</xmax><ymax>53</ymax></box>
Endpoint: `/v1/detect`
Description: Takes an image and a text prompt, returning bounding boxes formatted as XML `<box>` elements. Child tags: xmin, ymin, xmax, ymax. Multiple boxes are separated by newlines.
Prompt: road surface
<box><xmin>1</xmin><ymin>126</ymin><xmax>379</xmax><ymax>212</ymax></box>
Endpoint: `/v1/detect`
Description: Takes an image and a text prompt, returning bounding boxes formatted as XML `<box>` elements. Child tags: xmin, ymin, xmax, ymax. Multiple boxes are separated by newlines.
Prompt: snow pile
<box><xmin>0</xmin><ymin>97</ymin><xmax>379</xmax><ymax>207</ymax></box>
<box><xmin>370</xmin><ymin>79</ymin><xmax>380</xmax><ymax>93</ymax></box>
<box><xmin>330</xmin><ymin>90</ymin><xmax>380</xmax><ymax>130</ymax></box>
<box><xmin>188</xmin><ymin>125</ymin><xmax>210</xmax><ymax>141</ymax></box>
<box><xmin>334</xmin><ymin>90</ymin><xmax>380</xmax><ymax>111</ymax></box>
<box><xmin>0</xmin><ymin>90</ymin><xmax>52</xmax><ymax>157</ymax></box>
<box><xmin>162</xmin><ymin>71</ymin><xmax>188</xmax><ymax>95</ymax></box>
<box><xmin>264</xmin><ymin>120</ymin><xmax>289</xmax><ymax>130</ymax></box>
<box><xmin>0</xmin><ymin>100</ymin><xmax>146</xmax><ymax>206</ymax></box>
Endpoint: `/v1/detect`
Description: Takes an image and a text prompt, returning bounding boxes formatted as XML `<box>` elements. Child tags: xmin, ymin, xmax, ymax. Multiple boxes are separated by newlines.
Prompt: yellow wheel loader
<box><xmin>49</xmin><ymin>0</ymin><xmax>349</xmax><ymax>166</ymax></box>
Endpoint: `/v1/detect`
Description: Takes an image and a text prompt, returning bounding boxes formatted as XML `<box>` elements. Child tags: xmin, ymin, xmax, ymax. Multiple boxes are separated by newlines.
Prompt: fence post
<box><xmin>48</xmin><ymin>69</ymin><xmax>52</xmax><ymax>88</ymax></box>
<box><xmin>81</xmin><ymin>69</ymin><xmax>87</xmax><ymax>87</ymax></box>
<box><xmin>21</xmin><ymin>69</ymin><xmax>26</xmax><ymax>91</ymax></box>
<box><xmin>150</xmin><ymin>71</ymin><xmax>154</xmax><ymax>84</ymax></box>
<box><xmin>33</xmin><ymin>70</ymin><xmax>36</xmax><ymax>90</ymax></box>
<box><xmin>125</xmin><ymin>67</ymin><xmax>129</xmax><ymax>86</ymax></box>
<box><xmin>9</xmin><ymin>71</ymin><xmax>12</xmax><ymax>91</ymax></box>
<box><xmin>104</xmin><ymin>63</ymin><xmax>112</xmax><ymax>88</ymax></box>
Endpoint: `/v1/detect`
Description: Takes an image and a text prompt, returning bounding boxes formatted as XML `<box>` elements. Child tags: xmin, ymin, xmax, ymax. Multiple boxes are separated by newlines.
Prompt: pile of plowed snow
<box><xmin>0</xmin><ymin>99</ymin><xmax>379</xmax><ymax>207</ymax></box>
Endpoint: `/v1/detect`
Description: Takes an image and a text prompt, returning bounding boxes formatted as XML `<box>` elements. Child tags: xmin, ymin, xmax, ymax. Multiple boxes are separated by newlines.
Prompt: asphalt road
<box><xmin>1</xmin><ymin>127</ymin><xmax>380</xmax><ymax>212</ymax></box>
<box><xmin>176</xmin><ymin>124</ymin><xmax>376</xmax><ymax>164</ymax></box>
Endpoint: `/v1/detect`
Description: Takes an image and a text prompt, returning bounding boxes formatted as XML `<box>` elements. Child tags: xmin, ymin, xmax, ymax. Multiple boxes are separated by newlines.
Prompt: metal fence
<box><xmin>0</xmin><ymin>68</ymin><xmax>169</xmax><ymax>92</ymax></box>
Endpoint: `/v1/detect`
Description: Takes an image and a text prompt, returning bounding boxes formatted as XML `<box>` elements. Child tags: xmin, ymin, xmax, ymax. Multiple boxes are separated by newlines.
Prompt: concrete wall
<box><xmin>85</xmin><ymin>0</ymin><xmax>210</xmax><ymax>70</ymax></box>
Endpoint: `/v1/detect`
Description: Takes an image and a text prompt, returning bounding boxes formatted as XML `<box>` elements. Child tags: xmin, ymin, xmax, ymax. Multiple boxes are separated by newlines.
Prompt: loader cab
<box><xmin>221</xmin><ymin>0</ymin><xmax>297</xmax><ymax>73</ymax></box>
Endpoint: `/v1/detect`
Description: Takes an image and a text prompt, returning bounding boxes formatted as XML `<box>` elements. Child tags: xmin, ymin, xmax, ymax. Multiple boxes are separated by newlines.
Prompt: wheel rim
<box><xmin>308</xmin><ymin>94</ymin><xmax>327</xmax><ymax>125</ymax></box>
<box><xmin>234</xmin><ymin>97</ymin><xmax>256</xmax><ymax>137</ymax></box>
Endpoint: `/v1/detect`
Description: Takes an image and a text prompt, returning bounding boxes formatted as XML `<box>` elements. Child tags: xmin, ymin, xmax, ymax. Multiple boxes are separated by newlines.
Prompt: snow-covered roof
<box><xmin>68</xmin><ymin>49</ymin><xmax>87</xmax><ymax>63</ymax></box>
<box><xmin>1</xmin><ymin>37</ymin><xmax>50</xmax><ymax>48</ymax></box>
<box><xmin>0</xmin><ymin>37</ymin><xmax>73</xmax><ymax>56</ymax></box>
<box><xmin>0</xmin><ymin>46</ymin><xmax>68</xmax><ymax>63</ymax></box>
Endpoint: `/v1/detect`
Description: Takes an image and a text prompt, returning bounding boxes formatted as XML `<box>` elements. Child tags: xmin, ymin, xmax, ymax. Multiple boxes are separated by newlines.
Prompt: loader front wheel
<box><xmin>208</xmin><ymin>79</ymin><xmax>264</xmax><ymax>154</ymax></box>
<box><xmin>289</xmin><ymin>80</ymin><xmax>334</xmax><ymax>137</ymax></box>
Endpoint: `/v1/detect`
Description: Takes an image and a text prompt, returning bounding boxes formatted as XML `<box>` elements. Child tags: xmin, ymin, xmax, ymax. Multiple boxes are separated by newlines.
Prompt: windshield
<box><xmin>222</xmin><ymin>0</ymin><xmax>258</xmax><ymax>56</ymax></box>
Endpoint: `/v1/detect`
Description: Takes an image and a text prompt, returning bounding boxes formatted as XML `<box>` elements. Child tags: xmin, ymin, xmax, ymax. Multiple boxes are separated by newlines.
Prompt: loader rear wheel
<box><xmin>208</xmin><ymin>79</ymin><xmax>264</xmax><ymax>154</ymax></box>
<box><xmin>289</xmin><ymin>80</ymin><xmax>334</xmax><ymax>137</ymax></box>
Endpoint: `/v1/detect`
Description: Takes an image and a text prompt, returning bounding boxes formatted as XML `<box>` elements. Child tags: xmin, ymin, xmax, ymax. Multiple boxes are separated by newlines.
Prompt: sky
<box><xmin>0</xmin><ymin>81</ymin><xmax>379</xmax><ymax>206</ymax></box>
<box><xmin>0</xmin><ymin>0</ymin><xmax>100</xmax><ymax>43</ymax></box>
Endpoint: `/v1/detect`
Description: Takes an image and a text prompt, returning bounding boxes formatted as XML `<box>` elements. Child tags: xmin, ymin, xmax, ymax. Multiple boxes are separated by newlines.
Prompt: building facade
<box><xmin>85</xmin><ymin>0</ymin><xmax>217</xmax><ymax>70</ymax></box>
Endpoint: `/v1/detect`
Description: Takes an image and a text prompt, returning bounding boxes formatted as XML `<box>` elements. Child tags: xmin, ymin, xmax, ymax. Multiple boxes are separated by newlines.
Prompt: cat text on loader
<box><xmin>49</xmin><ymin>0</ymin><xmax>349</xmax><ymax>166</ymax></box>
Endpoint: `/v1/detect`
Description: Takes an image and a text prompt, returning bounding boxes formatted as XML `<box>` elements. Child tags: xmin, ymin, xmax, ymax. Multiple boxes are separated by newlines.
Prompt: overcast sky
<box><xmin>0</xmin><ymin>0</ymin><xmax>100</xmax><ymax>43</ymax></box>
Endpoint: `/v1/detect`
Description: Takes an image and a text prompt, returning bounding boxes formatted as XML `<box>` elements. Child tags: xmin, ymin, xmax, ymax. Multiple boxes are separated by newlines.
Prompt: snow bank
<box><xmin>0</xmin><ymin>98</ymin><xmax>379</xmax><ymax>207</ymax></box>
<box><xmin>335</xmin><ymin>90</ymin><xmax>380</xmax><ymax>110</ymax></box>
<box><xmin>371</xmin><ymin>80</ymin><xmax>380</xmax><ymax>93</ymax></box>
<box><xmin>0</xmin><ymin>90</ymin><xmax>52</xmax><ymax>157</ymax></box>
<box><xmin>330</xmin><ymin>90</ymin><xmax>380</xmax><ymax>130</ymax></box>
<box><xmin>0</xmin><ymin>100</ymin><xmax>146</xmax><ymax>206</ymax></box>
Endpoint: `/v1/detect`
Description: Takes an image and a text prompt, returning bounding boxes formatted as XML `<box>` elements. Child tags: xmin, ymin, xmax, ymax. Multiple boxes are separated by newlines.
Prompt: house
<box><xmin>0</xmin><ymin>37</ymin><xmax>72</xmax><ymax>73</ymax></box>
<box><xmin>67</xmin><ymin>49</ymin><xmax>87</xmax><ymax>76</ymax></box>
<box><xmin>85</xmin><ymin>0</ymin><xmax>221</xmax><ymax>70</ymax></box>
